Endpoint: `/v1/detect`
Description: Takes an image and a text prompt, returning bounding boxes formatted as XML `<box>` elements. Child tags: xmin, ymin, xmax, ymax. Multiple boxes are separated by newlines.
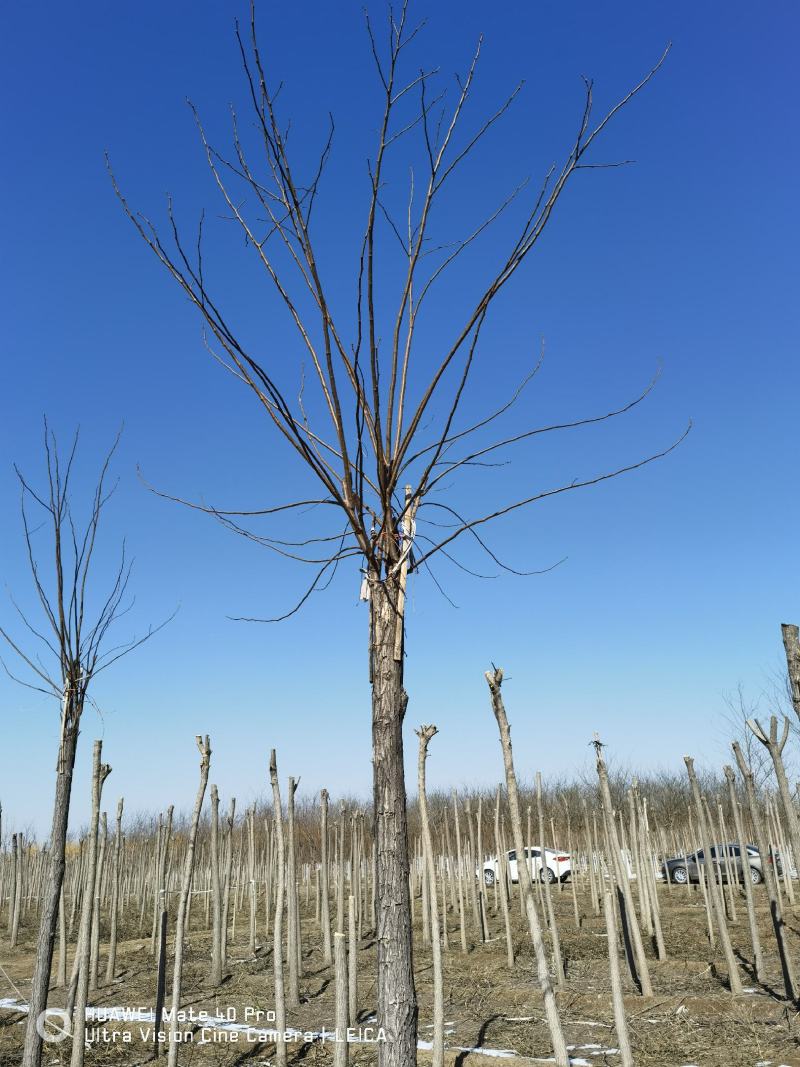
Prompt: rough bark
<box><xmin>781</xmin><ymin>623</ymin><xmax>800</xmax><ymax>723</ymax></box>
<box><xmin>371</xmin><ymin>578</ymin><xmax>416</xmax><ymax>1067</ymax></box>
<box><xmin>57</xmin><ymin>887</ymin><xmax>67</xmax><ymax>988</ymax></box>
<box><xmin>22</xmin><ymin>707</ymin><xmax>80</xmax><ymax>1067</ymax></box>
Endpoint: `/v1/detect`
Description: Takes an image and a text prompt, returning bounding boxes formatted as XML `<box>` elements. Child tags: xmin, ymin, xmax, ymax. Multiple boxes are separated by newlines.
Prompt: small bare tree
<box><xmin>0</xmin><ymin>426</ymin><xmax>166</xmax><ymax>1067</ymax></box>
<box><xmin>111</xmin><ymin>8</ymin><xmax>682</xmax><ymax>1062</ymax></box>
<box><xmin>485</xmin><ymin>667</ymin><xmax>567</xmax><ymax>1063</ymax></box>
<box><xmin>167</xmin><ymin>736</ymin><xmax>211</xmax><ymax>1067</ymax></box>
<box><xmin>744</xmin><ymin>713</ymin><xmax>800</xmax><ymax>891</ymax></box>
<box><xmin>69</xmin><ymin>741</ymin><xmax>111</xmax><ymax>1067</ymax></box>
<box><xmin>416</xmin><ymin>725</ymin><xmax>443</xmax><ymax>1067</ymax></box>
<box><xmin>269</xmin><ymin>750</ymin><xmax>288</xmax><ymax>1067</ymax></box>
<box><xmin>721</xmin><ymin>684</ymin><xmax>772</xmax><ymax>788</ymax></box>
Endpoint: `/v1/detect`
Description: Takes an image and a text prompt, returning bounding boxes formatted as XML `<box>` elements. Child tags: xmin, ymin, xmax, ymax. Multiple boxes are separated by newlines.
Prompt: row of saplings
<box><xmin>5</xmin><ymin>656</ymin><xmax>800</xmax><ymax>1066</ymax></box>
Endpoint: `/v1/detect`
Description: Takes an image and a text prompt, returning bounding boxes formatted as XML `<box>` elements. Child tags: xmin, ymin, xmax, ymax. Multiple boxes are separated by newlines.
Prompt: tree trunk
<box><xmin>465</xmin><ymin>800</ymin><xmax>483</xmax><ymax>939</ymax></box>
<box><xmin>209</xmin><ymin>786</ymin><xmax>223</xmax><ymax>987</ymax></box>
<box><xmin>781</xmin><ymin>623</ymin><xmax>800</xmax><ymax>722</ymax></box>
<box><xmin>269</xmin><ymin>751</ymin><xmax>288</xmax><ymax>1067</ymax></box>
<box><xmin>484</xmin><ymin>668</ymin><xmax>568</xmax><ymax>1065</ymax></box>
<box><xmin>7</xmin><ymin>835</ymin><xmax>17</xmax><ymax>937</ymax></box>
<box><xmin>683</xmin><ymin>756</ymin><xmax>742</xmax><ymax>995</ymax></box>
<box><xmin>88</xmin><ymin>812</ymin><xmax>107</xmax><ymax>993</ymax></box>
<box><xmin>320</xmin><ymin>789</ymin><xmax>333</xmax><ymax>965</ymax></box>
<box><xmin>153</xmin><ymin>901</ymin><xmax>168</xmax><ymax>1055</ymax></box>
<box><xmin>166</xmin><ymin>736</ymin><xmax>211</xmax><ymax>1067</ymax></box>
<box><xmin>70</xmin><ymin>740</ymin><xmax>111</xmax><ymax>1067</ymax></box>
<box><xmin>348</xmin><ymin>893</ymin><xmax>358</xmax><ymax>1027</ymax></box>
<box><xmin>151</xmin><ymin>807</ymin><xmax>173</xmax><ymax>956</ymax></box>
<box><xmin>596</xmin><ymin>746</ymin><xmax>653</xmax><ymax>996</ymax></box>
<box><xmin>602</xmin><ymin>885</ymin><xmax>634</xmax><ymax>1067</ymax></box>
<box><xmin>494</xmin><ymin>788</ymin><xmax>514</xmax><ymax>968</ymax></box>
<box><xmin>370</xmin><ymin>578</ymin><xmax>416</xmax><ymax>1067</ymax></box>
<box><xmin>536</xmin><ymin>772</ymin><xmax>564</xmax><ymax>986</ymax></box>
<box><xmin>416</xmin><ymin>725</ymin><xmax>443</xmax><ymax>1067</ymax></box>
<box><xmin>22</xmin><ymin>708</ymin><xmax>80</xmax><ymax>1067</ymax></box>
<box><xmin>57</xmin><ymin>887</ymin><xmax>67</xmax><ymax>988</ymax></box>
<box><xmin>105</xmin><ymin>798</ymin><xmax>124</xmax><ymax>985</ymax></box>
<box><xmin>723</xmin><ymin>765</ymin><xmax>764</xmax><ymax>983</ymax></box>
<box><xmin>748</xmin><ymin>716</ymin><xmax>800</xmax><ymax>884</ymax></box>
<box><xmin>732</xmin><ymin>742</ymin><xmax>796</xmax><ymax>1000</ymax></box>
<box><xmin>10</xmin><ymin>834</ymin><xmax>22</xmax><ymax>947</ymax></box>
<box><xmin>452</xmin><ymin>792</ymin><xmax>467</xmax><ymax>954</ymax></box>
<box><xmin>334</xmin><ymin>931</ymin><xmax>349</xmax><ymax>1067</ymax></box>
<box><xmin>286</xmin><ymin>779</ymin><xmax>300</xmax><ymax>1007</ymax></box>
<box><xmin>221</xmin><ymin>798</ymin><xmax>235</xmax><ymax>970</ymax></box>
<box><xmin>247</xmin><ymin>806</ymin><xmax>257</xmax><ymax>956</ymax></box>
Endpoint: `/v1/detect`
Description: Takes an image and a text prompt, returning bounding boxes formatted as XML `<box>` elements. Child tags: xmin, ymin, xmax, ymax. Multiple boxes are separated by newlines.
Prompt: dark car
<box><xmin>662</xmin><ymin>843</ymin><xmax>781</xmax><ymax>885</ymax></box>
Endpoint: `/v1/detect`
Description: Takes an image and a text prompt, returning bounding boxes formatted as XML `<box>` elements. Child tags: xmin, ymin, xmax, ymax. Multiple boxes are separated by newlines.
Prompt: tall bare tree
<box><xmin>111</xmin><ymin>7</ymin><xmax>681</xmax><ymax>1063</ymax></box>
<box><xmin>0</xmin><ymin>426</ymin><xmax>165</xmax><ymax>1067</ymax></box>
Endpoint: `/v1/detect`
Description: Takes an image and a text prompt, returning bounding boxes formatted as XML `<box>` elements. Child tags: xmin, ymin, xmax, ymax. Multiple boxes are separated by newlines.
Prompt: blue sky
<box><xmin>1</xmin><ymin>1</ymin><xmax>798</xmax><ymax>837</ymax></box>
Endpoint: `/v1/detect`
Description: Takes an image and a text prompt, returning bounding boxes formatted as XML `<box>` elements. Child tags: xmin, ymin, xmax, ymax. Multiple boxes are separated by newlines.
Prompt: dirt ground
<box><xmin>2</xmin><ymin>881</ymin><xmax>800</xmax><ymax>1066</ymax></box>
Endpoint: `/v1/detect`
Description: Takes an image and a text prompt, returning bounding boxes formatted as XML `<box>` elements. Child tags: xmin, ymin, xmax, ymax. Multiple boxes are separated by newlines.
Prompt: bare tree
<box><xmin>731</xmin><ymin>742</ymin><xmax>796</xmax><ymax>1001</ymax></box>
<box><xmin>0</xmin><ymin>426</ymin><xmax>166</xmax><ymax>1067</ymax></box>
<box><xmin>720</xmin><ymin>684</ymin><xmax>772</xmax><ymax>788</ymax></box>
<box><xmin>209</xmin><ymin>785</ymin><xmax>224</xmax><ymax>986</ymax></box>
<box><xmin>69</xmin><ymin>741</ymin><xmax>111</xmax><ymax>1067</ymax></box>
<box><xmin>683</xmin><ymin>756</ymin><xmax>742</xmax><ymax>995</ymax></box>
<box><xmin>111</xmin><ymin>7</ymin><xmax>681</xmax><ymax>1063</ymax></box>
<box><xmin>416</xmin><ymin>725</ymin><xmax>443</xmax><ymax>1067</ymax></box>
<box><xmin>485</xmin><ymin>667</ymin><xmax>567</xmax><ymax>1063</ymax></box>
<box><xmin>167</xmin><ymin>736</ymin><xmax>211</xmax><ymax>1067</ymax></box>
<box><xmin>602</xmin><ymin>885</ymin><xmax>633</xmax><ymax>1067</ymax></box>
<box><xmin>105</xmin><ymin>797</ymin><xmax>124</xmax><ymax>984</ymax></box>
<box><xmin>746</xmin><ymin>715</ymin><xmax>800</xmax><ymax>877</ymax></box>
<box><xmin>268</xmin><ymin>750</ymin><xmax>288</xmax><ymax>1067</ymax></box>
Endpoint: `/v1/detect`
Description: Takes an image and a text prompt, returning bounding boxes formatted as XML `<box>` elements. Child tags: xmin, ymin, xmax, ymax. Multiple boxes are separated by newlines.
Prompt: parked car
<box><xmin>481</xmin><ymin>847</ymin><xmax>571</xmax><ymax>886</ymax></box>
<box><xmin>662</xmin><ymin>843</ymin><xmax>781</xmax><ymax>885</ymax></box>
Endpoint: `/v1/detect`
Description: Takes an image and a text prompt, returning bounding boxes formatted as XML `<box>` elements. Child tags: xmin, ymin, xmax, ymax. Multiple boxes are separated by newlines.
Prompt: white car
<box><xmin>481</xmin><ymin>847</ymin><xmax>572</xmax><ymax>886</ymax></box>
